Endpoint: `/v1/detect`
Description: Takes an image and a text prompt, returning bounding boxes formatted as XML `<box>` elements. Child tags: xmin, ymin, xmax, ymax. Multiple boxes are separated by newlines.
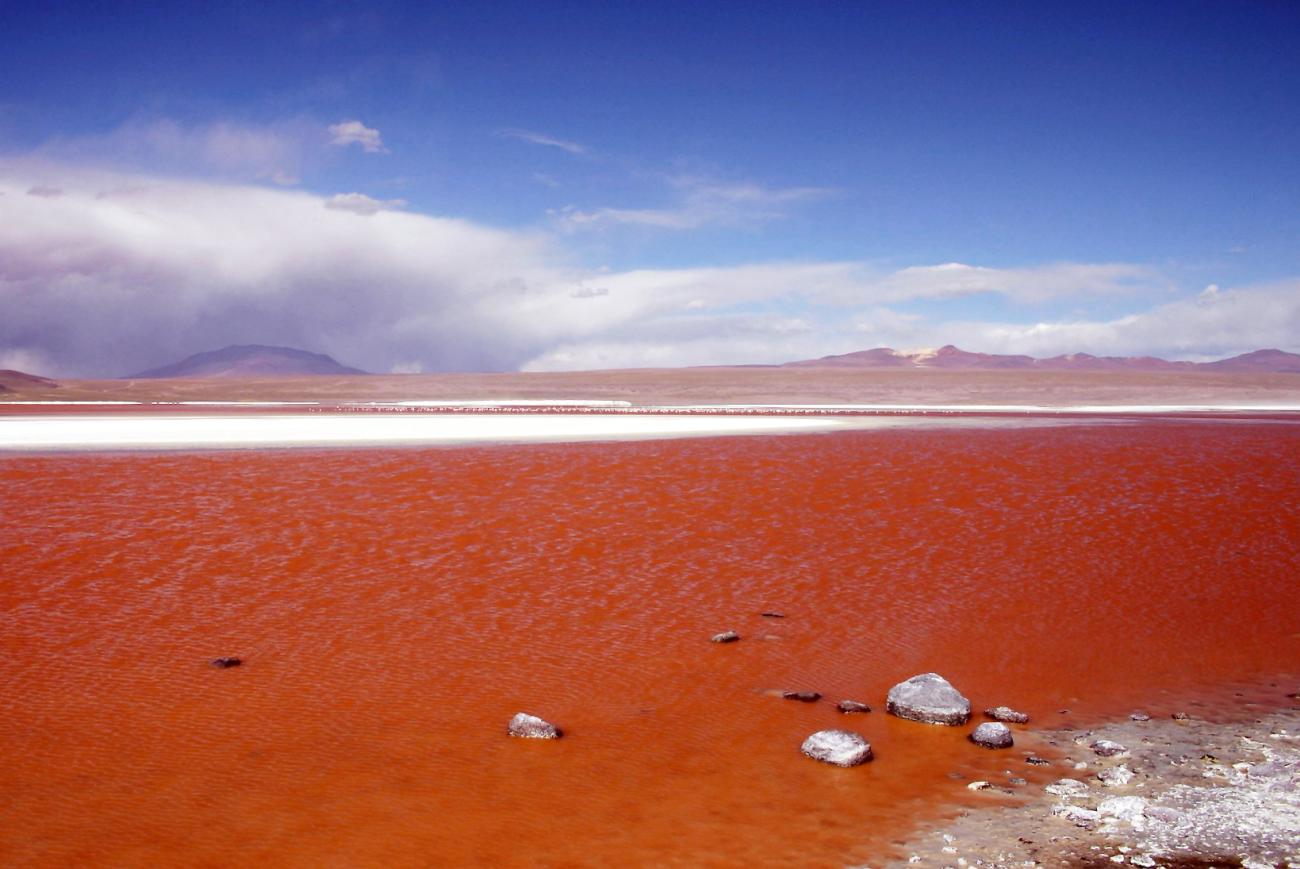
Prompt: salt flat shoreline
<box><xmin>2</xmin><ymin>404</ymin><xmax>1298</xmax><ymax>451</ymax></box>
<box><xmin>1</xmin><ymin>405</ymin><xmax>1298</xmax><ymax>451</ymax></box>
<box><xmin>887</xmin><ymin>698</ymin><xmax>1300</xmax><ymax>868</ymax></box>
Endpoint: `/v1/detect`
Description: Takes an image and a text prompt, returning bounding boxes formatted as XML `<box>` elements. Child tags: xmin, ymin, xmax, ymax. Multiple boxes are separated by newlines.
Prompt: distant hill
<box><xmin>785</xmin><ymin>345</ymin><xmax>1300</xmax><ymax>373</ymax></box>
<box><xmin>130</xmin><ymin>345</ymin><xmax>368</xmax><ymax>379</ymax></box>
<box><xmin>0</xmin><ymin>369</ymin><xmax>59</xmax><ymax>393</ymax></box>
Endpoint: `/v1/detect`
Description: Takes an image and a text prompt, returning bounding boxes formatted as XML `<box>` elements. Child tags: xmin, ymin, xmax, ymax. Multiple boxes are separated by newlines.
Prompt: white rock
<box><xmin>969</xmin><ymin>722</ymin><xmax>1014</xmax><ymax>749</ymax></box>
<box><xmin>1046</xmin><ymin>778</ymin><xmax>1090</xmax><ymax>797</ymax></box>
<box><xmin>1092</xmin><ymin>739</ymin><xmax>1129</xmax><ymax>757</ymax></box>
<box><xmin>1098</xmin><ymin>764</ymin><xmax>1135</xmax><ymax>787</ymax></box>
<box><xmin>507</xmin><ymin>712</ymin><xmax>561</xmax><ymax>739</ymax></box>
<box><xmin>885</xmin><ymin>672</ymin><xmax>971</xmax><ymax>725</ymax></box>
<box><xmin>1051</xmin><ymin>804</ymin><xmax>1101</xmax><ymax>825</ymax></box>
<box><xmin>801</xmin><ymin>729</ymin><xmax>873</xmax><ymax>767</ymax></box>
<box><xmin>967</xmin><ymin>780</ymin><xmax>991</xmax><ymax>791</ymax></box>
<box><xmin>1098</xmin><ymin>796</ymin><xmax>1149</xmax><ymax>823</ymax></box>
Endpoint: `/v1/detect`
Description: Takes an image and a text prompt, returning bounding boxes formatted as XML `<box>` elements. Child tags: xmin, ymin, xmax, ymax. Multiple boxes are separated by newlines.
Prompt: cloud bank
<box><xmin>1</xmin><ymin>160</ymin><xmax>1295</xmax><ymax>378</ymax></box>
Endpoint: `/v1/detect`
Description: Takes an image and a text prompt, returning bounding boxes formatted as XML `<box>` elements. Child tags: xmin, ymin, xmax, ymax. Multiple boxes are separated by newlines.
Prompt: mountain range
<box><xmin>783</xmin><ymin>345</ymin><xmax>1300</xmax><ymax>373</ymax></box>
<box><xmin>129</xmin><ymin>345</ymin><xmax>368</xmax><ymax>378</ymax></box>
<box><xmin>0</xmin><ymin>369</ymin><xmax>59</xmax><ymax>393</ymax></box>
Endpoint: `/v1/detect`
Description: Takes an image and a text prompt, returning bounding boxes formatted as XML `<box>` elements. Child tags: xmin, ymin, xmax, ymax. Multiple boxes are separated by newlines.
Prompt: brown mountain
<box><xmin>1201</xmin><ymin>349</ymin><xmax>1300</xmax><ymax>373</ymax></box>
<box><xmin>130</xmin><ymin>345</ymin><xmax>368</xmax><ymax>379</ymax></box>
<box><xmin>786</xmin><ymin>346</ymin><xmax>1300</xmax><ymax>372</ymax></box>
<box><xmin>0</xmin><ymin>369</ymin><xmax>59</xmax><ymax>393</ymax></box>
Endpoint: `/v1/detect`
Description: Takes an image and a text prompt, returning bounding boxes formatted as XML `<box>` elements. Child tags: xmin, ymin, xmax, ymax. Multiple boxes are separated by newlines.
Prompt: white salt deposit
<box><xmin>0</xmin><ymin>412</ymin><xmax>842</xmax><ymax>451</ymax></box>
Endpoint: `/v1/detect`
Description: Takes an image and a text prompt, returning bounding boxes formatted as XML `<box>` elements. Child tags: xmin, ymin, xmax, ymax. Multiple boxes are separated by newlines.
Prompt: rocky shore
<box><xmin>883</xmin><ymin>702</ymin><xmax>1300</xmax><ymax>868</ymax></box>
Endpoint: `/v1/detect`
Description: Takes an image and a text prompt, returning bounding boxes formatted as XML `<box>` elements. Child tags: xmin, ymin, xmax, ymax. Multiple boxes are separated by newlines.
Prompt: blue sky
<box><xmin>1</xmin><ymin>1</ymin><xmax>1297</xmax><ymax>375</ymax></box>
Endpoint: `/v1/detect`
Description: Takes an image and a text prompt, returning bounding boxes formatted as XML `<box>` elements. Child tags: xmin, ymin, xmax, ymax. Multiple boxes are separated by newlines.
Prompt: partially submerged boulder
<box><xmin>710</xmin><ymin>631</ymin><xmax>740</xmax><ymax>644</ymax></box>
<box><xmin>984</xmin><ymin>705</ymin><xmax>1030</xmax><ymax>724</ymax></box>
<box><xmin>508</xmin><ymin>712</ymin><xmax>561</xmax><ymax>739</ymax></box>
<box><xmin>886</xmin><ymin>673</ymin><xmax>971</xmax><ymax>725</ymax></box>
<box><xmin>800</xmin><ymin>729</ymin><xmax>873</xmax><ymax>767</ymax></box>
<box><xmin>211</xmin><ymin>656</ymin><xmax>242</xmax><ymax>669</ymax></box>
<box><xmin>836</xmin><ymin>699</ymin><xmax>872</xmax><ymax>714</ymax></box>
<box><xmin>782</xmin><ymin>691</ymin><xmax>821</xmax><ymax>703</ymax></box>
<box><xmin>969</xmin><ymin>722</ymin><xmax>1014</xmax><ymax>749</ymax></box>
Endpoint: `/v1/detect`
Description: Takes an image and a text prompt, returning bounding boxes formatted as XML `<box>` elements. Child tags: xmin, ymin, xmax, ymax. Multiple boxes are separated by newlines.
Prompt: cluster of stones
<box><xmin>212</xmin><ymin>645</ymin><xmax>1027</xmax><ymax>772</ymax></box>
<box><xmin>794</xmin><ymin>672</ymin><xmax>1029</xmax><ymax>768</ymax></box>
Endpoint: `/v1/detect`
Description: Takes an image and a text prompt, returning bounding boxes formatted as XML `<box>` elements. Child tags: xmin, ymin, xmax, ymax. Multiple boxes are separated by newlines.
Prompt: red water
<box><xmin>2</xmin><ymin>421</ymin><xmax>1298</xmax><ymax>867</ymax></box>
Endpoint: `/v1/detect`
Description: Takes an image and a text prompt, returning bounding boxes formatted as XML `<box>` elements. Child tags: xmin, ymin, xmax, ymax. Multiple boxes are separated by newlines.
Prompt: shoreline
<box><xmin>0</xmin><ymin>404</ymin><xmax>1297</xmax><ymax>452</ymax></box>
<box><xmin>884</xmin><ymin>689</ymin><xmax>1300</xmax><ymax>868</ymax></box>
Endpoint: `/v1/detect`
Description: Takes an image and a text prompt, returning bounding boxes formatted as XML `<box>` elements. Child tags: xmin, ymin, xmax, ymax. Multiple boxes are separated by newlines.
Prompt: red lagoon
<box><xmin>2</xmin><ymin>421</ymin><xmax>1298</xmax><ymax>866</ymax></box>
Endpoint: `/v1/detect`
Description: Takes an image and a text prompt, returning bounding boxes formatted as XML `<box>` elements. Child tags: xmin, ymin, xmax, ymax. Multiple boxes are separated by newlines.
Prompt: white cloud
<box><xmin>1</xmin><ymin>159</ymin><xmax>1294</xmax><ymax>377</ymax></box>
<box><xmin>323</xmin><ymin>192</ymin><xmax>408</xmax><ymax>216</ymax></box>
<box><xmin>954</xmin><ymin>279</ymin><xmax>1300</xmax><ymax>360</ymax></box>
<box><xmin>328</xmin><ymin>120</ymin><xmax>387</xmax><ymax>154</ymax></box>
<box><xmin>37</xmin><ymin>118</ymin><xmax>313</xmax><ymax>183</ymax></box>
<box><xmin>498</xmin><ymin>128</ymin><xmax>587</xmax><ymax>155</ymax></box>
<box><xmin>26</xmin><ymin>185</ymin><xmax>62</xmax><ymax>198</ymax></box>
<box><xmin>551</xmin><ymin>176</ymin><xmax>835</xmax><ymax>232</ymax></box>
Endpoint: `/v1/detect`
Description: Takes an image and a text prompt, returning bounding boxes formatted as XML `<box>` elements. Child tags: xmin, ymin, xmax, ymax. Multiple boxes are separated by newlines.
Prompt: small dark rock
<box><xmin>710</xmin><ymin>631</ymin><xmax>740</xmax><ymax>643</ymax></box>
<box><xmin>211</xmin><ymin>657</ymin><xmax>242</xmax><ymax>668</ymax></box>
<box><xmin>836</xmin><ymin>699</ymin><xmax>872</xmax><ymax>714</ymax></box>
<box><xmin>1026</xmin><ymin>756</ymin><xmax>1051</xmax><ymax>766</ymax></box>
<box><xmin>782</xmin><ymin>691</ymin><xmax>821</xmax><ymax>703</ymax></box>
<box><xmin>759</xmin><ymin>611</ymin><xmax>786</xmax><ymax>619</ymax></box>
<box><xmin>1171</xmin><ymin>712</ymin><xmax>1190</xmax><ymax>721</ymax></box>
<box><xmin>984</xmin><ymin>705</ymin><xmax>1030</xmax><ymax>724</ymax></box>
<box><xmin>969</xmin><ymin>722</ymin><xmax>1014</xmax><ymax>749</ymax></box>
<box><xmin>1008</xmin><ymin>776</ymin><xmax>1028</xmax><ymax>786</ymax></box>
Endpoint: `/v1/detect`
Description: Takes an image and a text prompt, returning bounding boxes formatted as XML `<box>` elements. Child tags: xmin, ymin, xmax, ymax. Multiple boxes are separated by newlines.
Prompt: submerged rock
<box><xmin>837</xmin><ymin>699</ymin><xmax>872</xmax><ymax>714</ymax></box>
<box><xmin>1026</xmin><ymin>756</ymin><xmax>1052</xmax><ymax>766</ymax></box>
<box><xmin>800</xmin><ymin>729</ymin><xmax>873</xmax><ymax>767</ymax></box>
<box><xmin>782</xmin><ymin>691</ymin><xmax>821</xmax><ymax>703</ymax></box>
<box><xmin>507</xmin><ymin>712</ymin><xmax>561</xmax><ymax>739</ymax></box>
<box><xmin>970</xmin><ymin>722</ymin><xmax>1014</xmax><ymax>749</ymax></box>
<box><xmin>210</xmin><ymin>657</ymin><xmax>242</xmax><ymax>668</ymax></box>
<box><xmin>984</xmin><ymin>705</ymin><xmax>1030</xmax><ymax>724</ymax></box>
<box><xmin>759</xmin><ymin>611</ymin><xmax>786</xmax><ymax>619</ymax></box>
<box><xmin>710</xmin><ymin>631</ymin><xmax>740</xmax><ymax>643</ymax></box>
<box><xmin>886</xmin><ymin>673</ymin><xmax>971</xmax><ymax>725</ymax></box>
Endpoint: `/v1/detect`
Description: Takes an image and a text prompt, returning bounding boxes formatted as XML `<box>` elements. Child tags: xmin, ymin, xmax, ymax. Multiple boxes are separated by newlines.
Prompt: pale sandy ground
<box><xmin>5</xmin><ymin>368</ymin><xmax>1300</xmax><ymax>407</ymax></box>
<box><xmin>883</xmin><ymin>702</ymin><xmax>1300</xmax><ymax>868</ymax></box>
